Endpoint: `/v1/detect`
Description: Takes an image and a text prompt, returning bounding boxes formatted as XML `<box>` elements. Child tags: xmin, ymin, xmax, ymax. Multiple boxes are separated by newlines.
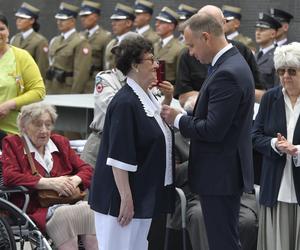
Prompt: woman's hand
<box><xmin>37</xmin><ymin>176</ymin><xmax>77</xmax><ymax>197</ymax></box>
<box><xmin>118</xmin><ymin>193</ymin><xmax>134</xmax><ymax>227</ymax></box>
<box><xmin>0</xmin><ymin>100</ymin><xmax>16</xmax><ymax>119</ymax></box>
<box><xmin>276</xmin><ymin>133</ymin><xmax>298</xmax><ymax>156</ymax></box>
<box><xmin>158</xmin><ymin>81</ymin><xmax>174</xmax><ymax>105</ymax></box>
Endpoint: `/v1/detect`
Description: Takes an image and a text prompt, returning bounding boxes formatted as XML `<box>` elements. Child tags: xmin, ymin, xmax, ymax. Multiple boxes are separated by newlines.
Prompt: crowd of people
<box><xmin>0</xmin><ymin>1</ymin><xmax>300</xmax><ymax>250</ymax></box>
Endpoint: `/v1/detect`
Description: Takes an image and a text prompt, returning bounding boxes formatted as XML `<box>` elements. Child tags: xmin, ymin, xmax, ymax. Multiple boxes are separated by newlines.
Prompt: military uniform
<box><xmin>139</xmin><ymin>26</ymin><xmax>159</xmax><ymax>44</ymax></box>
<box><xmin>256</xmin><ymin>46</ymin><xmax>278</xmax><ymax>90</ymax></box>
<box><xmin>79</xmin><ymin>1</ymin><xmax>112</xmax><ymax>93</ymax></box>
<box><xmin>46</xmin><ymin>2</ymin><xmax>92</xmax><ymax>94</ymax></box>
<box><xmin>81</xmin><ymin>69</ymin><xmax>126</xmax><ymax>167</ymax></box>
<box><xmin>104</xmin><ymin>38</ymin><xmax>118</xmax><ymax>70</ymax></box>
<box><xmin>134</xmin><ymin>0</ymin><xmax>159</xmax><ymax>44</ymax></box>
<box><xmin>11</xmin><ymin>32</ymin><xmax>48</xmax><ymax>79</ymax></box>
<box><xmin>255</xmin><ymin>13</ymin><xmax>282</xmax><ymax>89</ymax></box>
<box><xmin>223</xmin><ymin>5</ymin><xmax>255</xmax><ymax>51</ymax></box>
<box><xmin>47</xmin><ymin>32</ymin><xmax>91</xmax><ymax>94</ymax></box>
<box><xmin>270</xmin><ymin>8</ymin><xmax>294</xmax><ymax>47</ymax></box>
<box><xmin>12</xmin><ymin>3</ymin><xmax>49</xmax><ymax>79</ymax></box>
<box><xmin>154</xmin><ymin>37</ymin><xmax>184</xmax><ymax>84</ymax></box>
<box><xmin>104</xmin><ymin>3</ymin><xmax>136</xmax><ymax>70</ymax></box>
<box><xmin>155</xmin><ymin>7</ymin><xmax>184</xmax><ymax>84</ymax></box>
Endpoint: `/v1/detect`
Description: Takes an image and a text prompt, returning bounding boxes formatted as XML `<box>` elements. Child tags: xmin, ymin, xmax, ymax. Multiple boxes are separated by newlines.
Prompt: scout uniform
<box><xmin>255</xmin><ymin>13</ymin><xmax>282</xmax><ymax>89</ymax></box>
<box><xmin>46</xmin><ymin>2</ymin><xmax>92</xmax><ymax>94</ymax></box>
<box><xmin>269</xmin><ymin>8</ymin><xmax>294</xmax><ymax>46</ymax></box>
<box><xmin>79</xmin><ymin>1</ymin><xmax>112</xmax><ymax>93</ymax></box>
<box><xmin>176</xmin><ymin>4</ymin><xmax>197</xmax><ymax>43</ymax></box>
<box><xmin>222</xmin><ymin>5</ymin><xmax>256</xmax><ymax>51</ymax></box>
<box><xmin>104</xmin><ymin>3</ymin><xmax>135</xmax><ymax>70</ymax></box>
<box><xmin>11</xmin><ymin>2</ymin><xmax>49</xmax><ymax>79</ymax></box>
<box><xmin>134</xmin><ymin>0</ymin><xmax>159</xmax><ymax>44</ymax></box>
<box><xmin>154</xmin><ymin>7</ymin><xmax>184</xmax><ymax>85</ymax></box>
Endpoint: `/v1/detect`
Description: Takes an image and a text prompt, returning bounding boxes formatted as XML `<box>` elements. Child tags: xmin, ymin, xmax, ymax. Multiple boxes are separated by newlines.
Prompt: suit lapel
<box><xmin>157</xmin><ymin>38</ymin><xmax>174</xmax><ymax>57</ymax></box>
<box><xmin>21</xmin><ymin>32</ymin><xmax>34</xmax><ymax>49</ymax></box>
<box><xmin>272</xmin><ymin>89</ymin><xmax>287</xmax><ymax>137</ymax></box>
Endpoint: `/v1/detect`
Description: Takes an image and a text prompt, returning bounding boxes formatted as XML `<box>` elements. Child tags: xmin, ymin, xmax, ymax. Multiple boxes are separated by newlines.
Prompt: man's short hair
<box><xmin>183</xmin><ymin>12</ymin><xmax>223</xmax><ymax>37</ymax></box>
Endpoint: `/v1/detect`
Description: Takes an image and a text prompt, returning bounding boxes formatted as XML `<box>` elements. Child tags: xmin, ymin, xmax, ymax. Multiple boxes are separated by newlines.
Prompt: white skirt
<box><xmin>94</xmin><ymin>212</ymin><xmax>152</xmax><ymax>250</ymax></box>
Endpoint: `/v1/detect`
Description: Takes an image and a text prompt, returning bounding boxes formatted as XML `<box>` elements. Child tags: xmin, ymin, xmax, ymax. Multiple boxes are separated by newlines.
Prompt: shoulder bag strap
<box><xmin>21</xmin><ymin>136</ymin><xmax>40</xmax><ymax>176</ymax></box>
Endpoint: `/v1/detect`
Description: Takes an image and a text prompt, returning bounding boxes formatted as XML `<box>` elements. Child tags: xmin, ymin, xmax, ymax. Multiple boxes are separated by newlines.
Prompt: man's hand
<box><xmin>161</xmin><ymin>104</ymin><xmax>181</xmax><ymax>125</ymax></box>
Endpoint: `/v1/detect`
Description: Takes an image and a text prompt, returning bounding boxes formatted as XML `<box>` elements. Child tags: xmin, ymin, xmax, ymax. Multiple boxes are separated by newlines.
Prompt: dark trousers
<box><xmin>200</xmin><ymin>194</ymin><xmax>242</xmax><ymax>250</ymax></box>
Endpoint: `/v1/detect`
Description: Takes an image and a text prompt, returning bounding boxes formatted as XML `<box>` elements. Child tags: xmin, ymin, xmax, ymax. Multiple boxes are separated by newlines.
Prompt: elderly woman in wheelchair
<box><xmin>1</xmin><ymin>102</ymin><xmax>98</xmax><ymax>249</ymax></box>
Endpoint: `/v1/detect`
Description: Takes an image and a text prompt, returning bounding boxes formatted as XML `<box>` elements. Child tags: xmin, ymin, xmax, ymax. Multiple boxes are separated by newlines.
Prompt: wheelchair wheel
<box><xmin>0</xmin><ymin>216</ymin><xmax>17</xmax><ymax>250</ymax></box>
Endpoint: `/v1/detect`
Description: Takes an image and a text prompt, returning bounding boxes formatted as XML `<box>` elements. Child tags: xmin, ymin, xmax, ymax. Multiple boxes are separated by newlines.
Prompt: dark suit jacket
<box><xmin>179</xmin><ymin>46</ymin><xmax>255</xmax><ymax>195</ymax></box>
<box><xmin>252</xmin><ymin>86</ymin><xmax>300</xmax><ymax>207</ymax></box>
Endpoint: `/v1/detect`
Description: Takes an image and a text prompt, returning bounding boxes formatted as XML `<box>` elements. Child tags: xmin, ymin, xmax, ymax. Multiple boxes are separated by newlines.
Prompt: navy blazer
<box><xmin>179</xmin><ymin>46</ymin><xmax>255</xmax><ymax>195</ymax></box>
<box><xmin>89</xmin><ymin>85</ymin><xmax>175</xmax><ymax>218</ymax></box>
<box><xmin>252</xmin><ymin>86</ymin><xmax>300</xmax><ymax>207</ymax></box>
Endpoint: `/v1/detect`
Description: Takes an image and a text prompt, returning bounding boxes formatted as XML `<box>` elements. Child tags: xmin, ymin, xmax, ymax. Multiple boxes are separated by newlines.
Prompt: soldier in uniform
<box><xmin>255</xmin><ymin>13</ymin><xmax>282</xmax><ymax>90</ymax></box>
<box><xmin>104</xmin><ymin>3</ymin><xmax>136</xmax><ymax>70</ymax></box>
<box><xmin>11</xmin><ymin>2</ymin><xmax>49</xmax><ymax>79</ymax></box>
<box><xmin>134</xmin><ymin>0</ymin><xmax>159</xmax><ymax>45</ymax></box>
<box><xmin>154</xmin><ymin>7</ymin><xmax>184</xmax><ymax>85</ymax></box>
<box><xmin>269</xmin><ymin>8</ymin><xmax>294</xmax><ymax>47</ymax></box>
<box><xmin>222</xmin><ymin>5</ymin><xmax>256</xmax><ymax>52</ymax></box>
<box><xmin>79</xmin><ymin>1</ymin><xmax>112</xmax><ymax>93</ymax></box>
<box><xmin>46</xmin><ymin>2</ymin><xmax>92</xmax><ymax>94</ymax></box>
<box><xmin>176</xmin><ymin>4</ymin><xmax>197</xmax><ymax>43</ymax></box>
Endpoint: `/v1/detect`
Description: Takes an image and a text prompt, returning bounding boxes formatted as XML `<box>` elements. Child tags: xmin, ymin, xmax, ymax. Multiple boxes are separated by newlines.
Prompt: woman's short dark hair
<box><xmin>0</xmin><ymin>13</ymin><xmax>8</xmax><ymax>28</ymax></box>
<box><xmin>113</xmin><ymin>37</ymin><xmax>153</xmax><ymax>75</ymax></box>
<box><xmin>32</xmin><ymin>19</ymin><xmax>40</xmax><ymax>32</ymax></box>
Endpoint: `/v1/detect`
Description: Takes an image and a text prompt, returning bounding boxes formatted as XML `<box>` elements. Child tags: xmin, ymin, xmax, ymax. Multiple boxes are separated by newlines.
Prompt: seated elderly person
<box><xmin>1</xmin><ymin>102</ymin><xmax>98</xmax><ymax>250</ymax></box>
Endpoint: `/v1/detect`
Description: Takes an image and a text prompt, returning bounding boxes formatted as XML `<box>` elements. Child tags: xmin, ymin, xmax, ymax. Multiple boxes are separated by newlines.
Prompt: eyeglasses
<box><xmin>31</xmin><ymin>121</ymin><xmax>54</xmax><ymax>131</ymax></box>
<box><xmin>141</xmin><ymin>57</ymin><xmax>159</xmax><ymax>65</ymax></box>
<box><xmin>277</xmin><ymin>68</ymin><xmax>298</xmax><ymax>76</ymax></box>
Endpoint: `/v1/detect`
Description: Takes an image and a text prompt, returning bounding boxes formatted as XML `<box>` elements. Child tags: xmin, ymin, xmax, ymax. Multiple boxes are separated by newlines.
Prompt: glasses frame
<box><xmin>141</xmin><ymin>57</ymin><xmax>159</xmax><ymax>65</ymax></box>
<box><xmin>276</xmin><ymin>68</ymin><xmax>298</xmax><ymax>77</ymax></box>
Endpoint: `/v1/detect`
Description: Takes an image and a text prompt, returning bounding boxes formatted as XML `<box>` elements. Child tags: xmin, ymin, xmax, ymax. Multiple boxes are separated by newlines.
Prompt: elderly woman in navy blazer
<box><xmin>88</xmin><ymin>36</ymin><xmax>175</xmax><ymax>250</ymax></box>
<box><xmin>252</xmin><ymin>42</ymin><xmax>300</xmax><ymax>250</ymax></box>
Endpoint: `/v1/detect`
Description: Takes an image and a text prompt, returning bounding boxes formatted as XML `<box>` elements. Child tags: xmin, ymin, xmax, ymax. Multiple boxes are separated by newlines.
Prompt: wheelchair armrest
<box><xmin>0</xmin><ymin>185</ymin><xmax>30</xmax><ymax>214</ymax></box>
<box><xmin>0</xmin><ymin>185</ymin><xmax>29</xmax><ymax>194</ymax></box>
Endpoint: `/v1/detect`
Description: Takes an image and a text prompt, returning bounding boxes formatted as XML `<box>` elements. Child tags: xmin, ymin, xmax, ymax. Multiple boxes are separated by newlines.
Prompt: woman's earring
<box><xmin>135</xmin><ymin>68</ymin><xmax>139</xmax><ymax>73</ymax></box>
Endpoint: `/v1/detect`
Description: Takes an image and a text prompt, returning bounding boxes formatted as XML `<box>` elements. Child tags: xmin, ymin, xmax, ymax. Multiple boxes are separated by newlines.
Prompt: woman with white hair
<box><xmin>1</xmin><ymin>102</ymin><xmax>98</xmax><ymax>250</ymax></box>
<box><xmin>252</xmin><ymin>42</ymin><xmax>300</xmax><ymax>250</ymax></box>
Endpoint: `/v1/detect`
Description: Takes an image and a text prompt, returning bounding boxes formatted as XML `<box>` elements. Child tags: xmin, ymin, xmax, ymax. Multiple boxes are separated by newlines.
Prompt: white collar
<box><xmin>23</xmin><ymin>134</ymin><xmax>58</xmax><ymax>155</ymax></box>
<box><xmin>276</xmin><ymin>38</ymin><xmax>288</xmax><ymax>47</ymax></box>
<box><xmin>23</xmin><ymin>134</ymin><xmax>58</xmax><ymax>174</ymax></box>
<box><xmin>259</xmin><ymin>44</ymin><xmax>275</xmax><ymax>54</ymax></box>
<box><xmin>161</xmin><ymin>35</ymin><xmax>174</xmax><ymax>47</ymax></box>
<box><xmin>136</xmin><ymin>25</ymin><xmax>150</xmax><ymax>35</ymax></box>
<box><xmin>211</xmin><ymin>43</ymin><xmax>233</xmax><ymax>66</ymax></box>
<box><xmin>127</xmin><ymin>77</ymin><xmax>160</xmax><ymax>117</ymax></box>
<box><xmin>226</xmin><ymin>31</ymin><xmax>239</xmax><ymax>40</ymax></box>
<box><xmin>22</xmin><ymin>28</ymin><xmax>34</xmax><ymax>39</ymax></box>
<box><xmin>88</xmin><ymin>24</ymin><xmax>99</xmax><ymax>37</ymax></box>
<box><xmin>62</xmin><ymin>28</ymin><xmax>76</xmax><ymax>40</ymax></box>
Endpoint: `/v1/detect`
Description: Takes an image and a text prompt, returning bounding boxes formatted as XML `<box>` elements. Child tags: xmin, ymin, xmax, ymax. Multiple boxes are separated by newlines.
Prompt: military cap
<box><xmin>55</xmin><ymin>2</ymin><xmax>79</xmax><ymax>20</ymax></box>
<box><xmin>15</xmin><ymin>2</ymin><xmax>39</xmax><ymax>19</ymax></box>
<box><xmin>255</xmin><ymin>12</ymin><xmax>282</xmax><ymax>30</ymax></box>
<box><xmin>222</xmin><ymin>5</ymin><xmax>242</xmax><ymax>21</ymax></box>
<box><xmin>79</xmin><ymin>1</ymin><xmax>101</xmax><ymax>16</ymax></box>
<box><xmin>177</xmin><ymin>4</ymin><xmax>197</xmax><ymax>21</ymax></box>
<box><xmin>270</xmin><ymin>8</ymin><xmax>293</xmax><ymax>23</ymax></box>
<box><xmin>134</xmin><ymin>0</ymin><xmax>154</xmax><ymax>15</ymax></box>
<box><xmin>110</xmin><ymin>3</ymin><xmax>135</xmax><ymax>21</ymax></box>
<box><xmin>156</xmin><ymin>6</ymin><xmax>179</xmax><ymax>25</ymax></box>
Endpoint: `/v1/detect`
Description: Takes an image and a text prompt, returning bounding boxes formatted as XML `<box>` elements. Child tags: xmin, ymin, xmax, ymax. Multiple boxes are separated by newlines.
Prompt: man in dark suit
<box><xmin>161</xmin><ymin>5</ymin><xmax>255</xmax><ymax>250</ymax></box>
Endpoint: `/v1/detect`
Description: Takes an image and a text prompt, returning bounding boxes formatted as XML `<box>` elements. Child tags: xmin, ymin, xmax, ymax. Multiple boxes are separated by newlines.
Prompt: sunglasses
<box><xmin>276</xmin><ymin>68</ymin><xmax>297</xmax><ymax>76</ymax></box>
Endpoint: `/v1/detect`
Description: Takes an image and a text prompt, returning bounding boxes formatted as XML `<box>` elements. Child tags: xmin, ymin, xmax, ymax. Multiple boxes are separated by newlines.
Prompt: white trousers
<box><xmin>94</xmin><ymin>212</ymin><xmax>152</xmax><ymax>250</ymax></box>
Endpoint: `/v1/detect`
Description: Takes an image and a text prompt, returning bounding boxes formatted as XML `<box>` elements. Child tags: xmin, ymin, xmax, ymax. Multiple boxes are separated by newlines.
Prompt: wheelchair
<box><xmin>0</xmin><ymin>161</ymin><xmax>52</xmax><ymax>250</ymax></box>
